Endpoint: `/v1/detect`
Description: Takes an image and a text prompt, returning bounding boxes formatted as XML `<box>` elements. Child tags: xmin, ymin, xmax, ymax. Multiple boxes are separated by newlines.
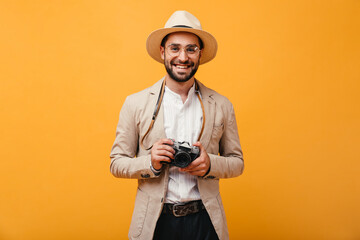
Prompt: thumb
<box><xmin>193</xmin><ymin>141</ymin><xmax>205</xmax><ymax>152</ymax></box>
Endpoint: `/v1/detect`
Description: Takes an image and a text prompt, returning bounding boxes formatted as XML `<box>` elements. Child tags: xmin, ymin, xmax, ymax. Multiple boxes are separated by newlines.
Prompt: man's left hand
<box><xmin>180</xmin><ymin>141</ymin><xmax>210</xmax><ymax>177</ymax></box>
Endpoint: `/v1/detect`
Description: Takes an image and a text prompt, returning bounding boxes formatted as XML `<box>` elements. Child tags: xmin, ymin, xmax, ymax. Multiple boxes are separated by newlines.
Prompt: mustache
<box><xmin>170</xmin><ymin>59</ymin><xmax>194</xmax><ymax>66</ymax></box>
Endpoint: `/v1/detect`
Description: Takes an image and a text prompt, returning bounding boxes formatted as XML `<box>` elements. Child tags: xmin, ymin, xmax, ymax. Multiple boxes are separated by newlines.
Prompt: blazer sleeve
<box><xmin>110</xmin><ymin>96</ymin><xmax>158</xmax><ymax>179</ymax></box>
<box><xmin>205</xmin><ymin>101</ymin><xmax>244</xmax><ymax>179</ymax></box>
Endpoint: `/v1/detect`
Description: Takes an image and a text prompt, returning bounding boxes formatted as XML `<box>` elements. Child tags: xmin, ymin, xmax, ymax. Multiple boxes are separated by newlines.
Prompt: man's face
<box><xmin>160</xmin><ymin>32</ymin><xmax>202</xmax><ymax>82</ymax></box>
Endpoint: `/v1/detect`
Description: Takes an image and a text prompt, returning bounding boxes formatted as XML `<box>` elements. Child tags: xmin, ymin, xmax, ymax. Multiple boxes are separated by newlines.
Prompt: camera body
<box><xmin>166</xmin><ymin>139</ymin><xmax>200</xmax><ymax>168</ymax></box>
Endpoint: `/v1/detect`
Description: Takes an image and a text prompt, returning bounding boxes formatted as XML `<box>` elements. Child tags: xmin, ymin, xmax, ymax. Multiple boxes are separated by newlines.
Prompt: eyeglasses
<box><xmin>165</xmin><ymin>44</ymin><xmax>200</xmax><ymax>57</ymax></box>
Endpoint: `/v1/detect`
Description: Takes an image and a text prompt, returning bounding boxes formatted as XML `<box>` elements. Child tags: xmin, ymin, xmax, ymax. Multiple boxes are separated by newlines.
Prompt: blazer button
<box><xmin>141</xmin><ymin>173</ymin><xmax>150</xmax><ymax>178</ymax></box>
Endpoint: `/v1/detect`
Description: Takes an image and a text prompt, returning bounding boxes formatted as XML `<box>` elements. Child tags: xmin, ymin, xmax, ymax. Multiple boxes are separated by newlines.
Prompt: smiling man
<box><xmin>110</xmin><ymin>11</ymin><xmax>244</xmax><ymax>240</ymax></box>
<box><xmin>161</xmin><ymin>32</ymin><xmax>200</xmax><ymax>83</ymax></box>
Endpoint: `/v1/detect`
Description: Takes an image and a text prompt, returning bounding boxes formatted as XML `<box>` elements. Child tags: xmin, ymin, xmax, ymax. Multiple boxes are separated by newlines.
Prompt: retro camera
<box><xmin>163</xmin><ymin>139</ymin><xmax>200</xmax><ymax>168</ymax></box>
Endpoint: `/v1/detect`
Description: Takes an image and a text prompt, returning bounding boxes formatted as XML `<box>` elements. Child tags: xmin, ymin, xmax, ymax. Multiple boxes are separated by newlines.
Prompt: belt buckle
<box><xmin>173</xmin><ymin>202</ymin><xmax>189</xmax><ymax>217</ymax></box>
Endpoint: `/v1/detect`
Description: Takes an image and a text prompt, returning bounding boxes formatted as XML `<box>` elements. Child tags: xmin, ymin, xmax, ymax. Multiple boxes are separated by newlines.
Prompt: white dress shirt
<box><xmin>162</xmin><ymin>84</ymin><xmax>203</xmax><ymax>203</ymax></box>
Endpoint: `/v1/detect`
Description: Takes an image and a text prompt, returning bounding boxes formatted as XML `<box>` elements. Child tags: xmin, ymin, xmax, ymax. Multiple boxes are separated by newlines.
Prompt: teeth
<box><xmin>176</xmin><ymin>65</ymin><xmax>188</xmax><ymax>69</ymax></box>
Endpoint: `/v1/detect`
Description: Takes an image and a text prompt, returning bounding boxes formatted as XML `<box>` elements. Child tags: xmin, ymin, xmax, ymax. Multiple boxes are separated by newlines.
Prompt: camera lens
<box><xmin>174</xmin><ymin>152</ymin><xmax>191</xmax><ymax>168</ymax></box>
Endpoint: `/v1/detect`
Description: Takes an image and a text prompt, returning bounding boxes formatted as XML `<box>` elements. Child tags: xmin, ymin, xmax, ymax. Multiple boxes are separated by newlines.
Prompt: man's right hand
<box><xmin>151</xmin><ymin>139</ymin><xmax>175</xmax><ymax>170</ymax></box>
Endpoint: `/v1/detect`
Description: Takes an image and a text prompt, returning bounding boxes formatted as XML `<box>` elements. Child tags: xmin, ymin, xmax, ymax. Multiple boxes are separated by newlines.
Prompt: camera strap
<box><xmin>140</xmin><ymin>79</ymin><xmax>205</xmax><ymax>150</ymax></box>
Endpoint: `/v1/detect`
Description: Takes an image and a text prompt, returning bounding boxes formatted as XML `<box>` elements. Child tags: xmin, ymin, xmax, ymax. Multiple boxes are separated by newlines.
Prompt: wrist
<box><xmin>202</xmin><ymin>162</ymin><xmax>211</xmax><ymax>177</ymax></box>
<box><xmin>150</xmin><ymin>162</ymin><xmax>162</xmax><ymax>176</ymax></box>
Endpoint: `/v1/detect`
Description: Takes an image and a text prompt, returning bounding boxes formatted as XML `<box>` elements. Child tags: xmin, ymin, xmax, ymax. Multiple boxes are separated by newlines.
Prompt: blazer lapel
<box><xmin>143</xmin><ymin>78</ymin><xmax>167</xmax><ymax>148</ymax></box>
<box><xmin>197</xmin><ymin>81</ymin><xmax>215</xmax><ymax>150</ymax></box>
<box><xmin>152</xmin><ymin>102</ymin><xmax>166</xmax><ymax>140</ymax></box>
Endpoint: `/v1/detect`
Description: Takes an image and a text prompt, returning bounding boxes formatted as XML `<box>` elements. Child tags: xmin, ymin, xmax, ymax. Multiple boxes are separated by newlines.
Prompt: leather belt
<box><xmin>162</xmin><ymin>200</ymin><xmax>206</xmax><ymax>217</ymax></box>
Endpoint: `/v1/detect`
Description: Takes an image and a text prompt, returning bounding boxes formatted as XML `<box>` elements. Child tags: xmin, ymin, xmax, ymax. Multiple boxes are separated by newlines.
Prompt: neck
<box><xmin>164</xmin><ymin>75</ymin><xmax>195</xmax><ymax>99</ymax></box>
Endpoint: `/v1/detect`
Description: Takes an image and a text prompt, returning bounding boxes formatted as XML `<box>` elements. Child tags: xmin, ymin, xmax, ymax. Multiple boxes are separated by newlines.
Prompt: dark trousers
<box><xmin>153</xmin><ymin>209</ymin><xmax>219</xmax><ymax>240</ymax></box>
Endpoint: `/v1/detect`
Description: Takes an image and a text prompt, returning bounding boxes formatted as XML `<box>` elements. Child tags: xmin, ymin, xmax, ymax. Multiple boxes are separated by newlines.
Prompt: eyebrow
<box><xmin>167</xmin><ymin>43</ymin><xmax>199</xmax><ymax>47</ymax></box>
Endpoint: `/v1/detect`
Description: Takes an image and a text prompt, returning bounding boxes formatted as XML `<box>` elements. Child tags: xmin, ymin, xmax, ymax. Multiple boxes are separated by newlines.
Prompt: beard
<box><xmin>164</xmin><ymin>56</ymin><xmax>200</xmax><ymax>83</ymax></box>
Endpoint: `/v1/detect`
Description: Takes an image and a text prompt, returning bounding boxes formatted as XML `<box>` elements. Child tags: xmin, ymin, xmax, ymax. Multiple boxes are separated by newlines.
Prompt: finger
<box><xmin>182</xmin><ymin>156</ymin><xmax>204</xmax><ymax>170</ymax></box>
<box><xmin>192</xmin><ymin>141</ymin><xmax>203</xmax><ymax>149</ymax></box>
<box><xmin>159</xmin><ymin>138</ymin><xmax>174</xmax><ymax>146</ymax></box>
<box><xmin>192</xmin><ymin>141</ymin><xmax>206</xmax><ymax>156</ymax></box>
<box><xmin>153</xmin><ymin>139</ymin><xmax>170</xmax><ymax>149</ymax></box>
<box><xmin>181</xmin><ymin>162</ymin><xmax>204</xmax><ymax>172</ymax></box>
<box><xmin>181</xmin><ymin>162</ymin><xmax>198</xmax><ymax>171</ymax></box>
<box><xmin>154</xmin><ymin>156</ymin><xmax>172</xmax><ymax>163</ymax></box>
<box><xmin>185</xmin><ymin>169</ymin><xmax>207</xmax><ymax>177</ymax></box>
<box><xmin>192</xmin><ymin>142</ymin><xmax>209</xmax><ymax>161</ymax></box>
<box><xmin>154</xmin><ymin>139</ymin><xmax>175</xmax><ymax>154</ymax></box>
<box><xmin>156</xmin><ymin>144</ymin><xmax>175</xmax><ymax>154</ymax></box>
<box><xmin>185</xmin><ymin>162</ymin><xmax>208</xmax><ymax>172</ymax></box>
<box><xmin>154</xmin><ymin>150</ymin><xmax>174</xmax><ymax>159</ymax></box>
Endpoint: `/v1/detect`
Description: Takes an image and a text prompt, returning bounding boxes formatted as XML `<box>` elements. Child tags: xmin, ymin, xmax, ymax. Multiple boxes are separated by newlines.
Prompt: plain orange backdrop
<box><xmin>0</xmin><ymin>1</ymin><xmax>359</xmax><ymax>239</ymax></box>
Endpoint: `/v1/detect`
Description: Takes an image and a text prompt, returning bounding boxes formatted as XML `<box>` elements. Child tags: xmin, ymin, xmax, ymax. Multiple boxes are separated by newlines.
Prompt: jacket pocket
<box><xmin>129</xmin><ymin>188</ymin><xmax>149</xmax><ymax>238</ymax></box>
<box><xmin>212</xmin><ymin>123</ymin><xmax>224</xmax><ymax>139</ymax></box>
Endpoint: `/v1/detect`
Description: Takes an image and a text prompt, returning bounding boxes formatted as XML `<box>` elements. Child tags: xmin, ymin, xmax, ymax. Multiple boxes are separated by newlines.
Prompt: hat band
<box><xmin>171</xmin><ymin>25</ymin><xmax>193</xmax><ymax>28</ymax></box>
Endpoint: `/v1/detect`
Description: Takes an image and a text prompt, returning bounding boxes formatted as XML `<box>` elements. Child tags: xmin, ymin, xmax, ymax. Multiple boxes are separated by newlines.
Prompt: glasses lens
<box><xmin>166</xmin><ymin>45</ymin><xmax>199</xmax><ymax>57</ymax></box>
<box><xmin>186</xmin><ymin>46</ymin><xmax>198</xmax><ymax>54</ymax></box>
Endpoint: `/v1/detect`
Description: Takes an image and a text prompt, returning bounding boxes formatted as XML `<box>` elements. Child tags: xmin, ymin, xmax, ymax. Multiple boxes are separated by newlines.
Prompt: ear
<box><xmin>160</xmin><ymin>46</ymin><xmax>165</xmax><ymax>60</ymax></box>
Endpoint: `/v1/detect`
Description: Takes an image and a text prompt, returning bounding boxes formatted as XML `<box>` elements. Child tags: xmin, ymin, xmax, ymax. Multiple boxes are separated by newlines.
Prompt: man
<box><xmin>110</xmin><ymin>10</ymin><xmax>244</xmax><ymax>240</ymax></box>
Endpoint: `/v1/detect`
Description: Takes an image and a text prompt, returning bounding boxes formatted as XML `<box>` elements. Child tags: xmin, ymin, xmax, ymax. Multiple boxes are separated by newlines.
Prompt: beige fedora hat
<box><xmin>146</xmin><ymin>10</ymin><xmax>218</xmax><ymax>65</ymax></box>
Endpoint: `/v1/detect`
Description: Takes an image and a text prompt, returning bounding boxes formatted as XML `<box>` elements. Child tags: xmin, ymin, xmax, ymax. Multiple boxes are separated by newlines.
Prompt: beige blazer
<box><xmin>110</xmin><ymin>78</ymin><xmax>244</xmax><ymax>240</ymax></box>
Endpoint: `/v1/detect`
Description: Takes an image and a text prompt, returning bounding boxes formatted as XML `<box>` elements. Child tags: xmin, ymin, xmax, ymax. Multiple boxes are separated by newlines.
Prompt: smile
<box><xmin>173</xmin><ymin>64</ymin><xmax>191</xmax><ymax>69</ymax></box>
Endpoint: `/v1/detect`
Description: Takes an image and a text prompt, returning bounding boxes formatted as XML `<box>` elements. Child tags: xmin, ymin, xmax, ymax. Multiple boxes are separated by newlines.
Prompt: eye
<box><xmin>186</xmin><ymin>46</ymin><xmax>198</xmax><ymax>54</ymax></box>
<box><xmin>169</xmin><ymin>46</ymin><xmax>180</xmax><ymax>52</ymax></box>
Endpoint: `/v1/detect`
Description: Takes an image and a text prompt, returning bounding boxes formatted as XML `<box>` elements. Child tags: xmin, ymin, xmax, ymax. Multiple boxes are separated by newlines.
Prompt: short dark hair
<box><xmin>161</xmin><ymin>33</ymin><xmax>204</xmax><ymax>49</ymax></box>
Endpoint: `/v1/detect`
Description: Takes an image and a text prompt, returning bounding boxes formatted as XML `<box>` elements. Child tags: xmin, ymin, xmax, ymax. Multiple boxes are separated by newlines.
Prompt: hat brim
<box><xmin>146</xmin><ymin>28</ymin><xmax>218</xmax><ymax>65</ymax></box>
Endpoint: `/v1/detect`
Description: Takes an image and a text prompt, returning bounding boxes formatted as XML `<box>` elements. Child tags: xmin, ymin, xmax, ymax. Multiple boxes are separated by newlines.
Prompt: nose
<box><xmin>178</xmin><ymin>48</ymin><xmax>189</xmax><ymax>62</ymax></box>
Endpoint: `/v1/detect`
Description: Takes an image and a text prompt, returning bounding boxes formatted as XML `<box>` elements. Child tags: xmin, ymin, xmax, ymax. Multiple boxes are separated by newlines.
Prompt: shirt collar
<box><xmin>164</xmin><ymin>83</ymin><xmax>196</xmax><ymax>100</ymax></box>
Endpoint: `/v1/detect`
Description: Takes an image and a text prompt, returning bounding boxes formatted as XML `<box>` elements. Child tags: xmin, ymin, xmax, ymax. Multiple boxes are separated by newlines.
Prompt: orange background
<box><xmin>0</xmin><ymin>1</ymin><xmax>359</xmax><ymax>239</ymax></box>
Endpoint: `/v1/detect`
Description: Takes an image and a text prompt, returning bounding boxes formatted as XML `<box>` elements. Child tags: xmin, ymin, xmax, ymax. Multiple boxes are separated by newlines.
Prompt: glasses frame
<box><xmin>165</xmin><ymin>43</ymin><xmax>201</xmax><ymax>58</ymax></box>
